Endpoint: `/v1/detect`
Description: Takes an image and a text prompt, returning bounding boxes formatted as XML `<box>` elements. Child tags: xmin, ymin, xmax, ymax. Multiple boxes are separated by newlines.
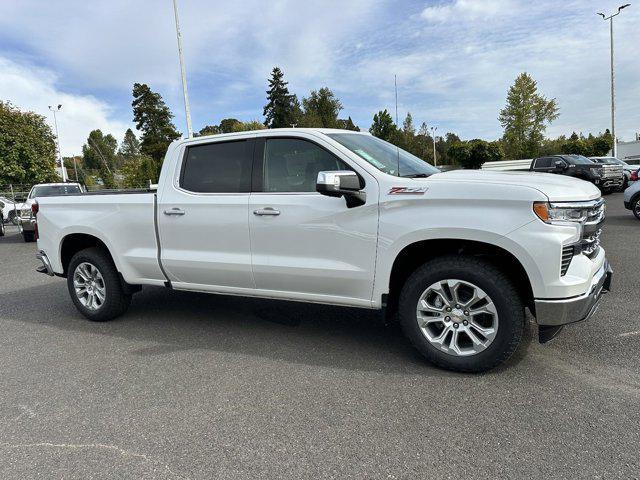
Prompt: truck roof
<box><xmin>173</xmin><ymin>128</ymin><xmax>372</xmax><ymax>146</ymax></box>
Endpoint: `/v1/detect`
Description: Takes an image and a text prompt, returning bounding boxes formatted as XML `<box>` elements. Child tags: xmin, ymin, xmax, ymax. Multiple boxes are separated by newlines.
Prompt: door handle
<box><xmin>164</xmin><ymin>208</ymin><xmax>186</xmax><ymax>216</ymax></box>
<box><xmin>253</xmin><ymin>207</ymin><xmax>280</xmax><ymax>216</ymax></box>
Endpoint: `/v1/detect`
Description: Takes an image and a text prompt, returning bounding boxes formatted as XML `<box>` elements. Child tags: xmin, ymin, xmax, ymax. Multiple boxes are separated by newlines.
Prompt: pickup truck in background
<box><xmin>16</xmin><ymin>183</ymin><xmax>83</xmax><ymax>242</ymax></box>
<box><xmin>33</xmin><ymin>129</ymin><xmax>612</xmax><ymax>372</ymax></box>
<box><xmin>590</xmin><ymin>156</ymin><xmax>636</xmax><ymax>189</ymax></box>
<box><xmin>530</xmin><ymin>154</ymin><xmax>624</xmax><ymax>193</ymax></box>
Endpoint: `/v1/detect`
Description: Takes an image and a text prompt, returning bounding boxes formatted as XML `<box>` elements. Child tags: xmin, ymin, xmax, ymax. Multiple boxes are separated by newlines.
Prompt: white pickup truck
<box><xmin>34</xmin><ymin>129</ymin><xmax>612</xmax><ymax>372</ymax></box>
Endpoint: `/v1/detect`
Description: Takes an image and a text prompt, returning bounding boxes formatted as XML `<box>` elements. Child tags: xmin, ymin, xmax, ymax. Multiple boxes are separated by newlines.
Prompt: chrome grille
<box><xmin>561</xmin><ymin>245</ymin><xmax>574</xmax><ymax>276</ymax></box>
<box><xmin>560</xmin><ymin>198</ymin><xmax>605</xmax><ymax>275</ymax></box>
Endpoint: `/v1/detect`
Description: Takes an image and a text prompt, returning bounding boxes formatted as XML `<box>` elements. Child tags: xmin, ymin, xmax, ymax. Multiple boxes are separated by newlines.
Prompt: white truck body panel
<box><xmin>36</xmin><ymin>128</ymin><xmax>605</xmax><ymax>311</ymax></box>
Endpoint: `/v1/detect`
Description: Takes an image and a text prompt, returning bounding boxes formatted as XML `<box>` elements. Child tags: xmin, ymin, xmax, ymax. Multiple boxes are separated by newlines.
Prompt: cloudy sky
<box><xmin>0</xmin><ymin>0</ymin><xmax>638</xmax><ymax>156</ymax></box>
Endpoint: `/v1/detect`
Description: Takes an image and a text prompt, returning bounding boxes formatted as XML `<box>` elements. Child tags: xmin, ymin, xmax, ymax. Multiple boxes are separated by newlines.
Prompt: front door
<box><xmin>157</xmin><ymin>138</ymin><xmax>255</xmax><ymax>290</ymax></box>
<box><xmin>248</xmin><ymin>136</ymin><xmax>378</xmax><ymax>306</ymax></box>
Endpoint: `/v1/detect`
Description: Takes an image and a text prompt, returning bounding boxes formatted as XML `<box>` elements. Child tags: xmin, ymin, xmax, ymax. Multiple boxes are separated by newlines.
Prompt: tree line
<box><xmin>0</xmin><ymin>69</ymin><xmax>619</xmax><ymax>187</ymax></box>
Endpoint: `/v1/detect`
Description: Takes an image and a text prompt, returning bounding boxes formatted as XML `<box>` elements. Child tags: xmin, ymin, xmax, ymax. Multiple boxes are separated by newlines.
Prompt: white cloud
<box><xmin>0</xmin><ymin>57</ymin><xmax>130</xmax><ymax>156</ymax></box>
<box><xmin>420</xmin><ymin>0</ymin><xmax>517</xmax><ymax>23</ymax></box>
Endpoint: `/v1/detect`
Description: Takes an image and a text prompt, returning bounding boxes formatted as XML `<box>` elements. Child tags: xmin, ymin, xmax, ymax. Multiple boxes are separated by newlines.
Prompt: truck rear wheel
<box><xmin>67</xmin><ymin>247</ymin><xmax>131</xmax><ymax>321</ymax></box>
<box><xmin>399</xmin><ymin>256</ymin><xmax>524</xmax><ymax>373</ymax></box>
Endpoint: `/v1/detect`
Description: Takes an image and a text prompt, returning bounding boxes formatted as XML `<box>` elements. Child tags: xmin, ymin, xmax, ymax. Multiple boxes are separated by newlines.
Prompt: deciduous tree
<box><xmin>0</xmin><ymin>101</ymin><xmax>58</xmax><ymax>184</ymax></box>
<box><xmin>499</xmin><ymin>72</ymin><xmax>559</xmax><ymax>159</ymax></box>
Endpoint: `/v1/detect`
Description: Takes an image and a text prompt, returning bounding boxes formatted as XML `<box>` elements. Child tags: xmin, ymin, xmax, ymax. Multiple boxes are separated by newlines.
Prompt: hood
<box><xmin>431</xmin><ymin>170</ymin><xmax>601</xmax><ymax>202</ymax></box>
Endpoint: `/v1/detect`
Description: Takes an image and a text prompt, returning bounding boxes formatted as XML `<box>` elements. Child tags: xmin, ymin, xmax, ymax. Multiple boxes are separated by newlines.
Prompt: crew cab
<box><xmin>531</xmin><ymin>154</ymin><xmax>624</xmax><ymax>193</ymax></box>
<box><xmin>34</xmin><ymin>129</ymin><xmax>612</xmax><ymax>372</ymax></box>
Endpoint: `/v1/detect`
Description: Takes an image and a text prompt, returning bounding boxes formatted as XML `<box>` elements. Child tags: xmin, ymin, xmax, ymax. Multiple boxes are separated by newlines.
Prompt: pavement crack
<box><xmin>0</xmin><ymin>442</ymin><xmax>188</xmax><ymax>479</ymax></box>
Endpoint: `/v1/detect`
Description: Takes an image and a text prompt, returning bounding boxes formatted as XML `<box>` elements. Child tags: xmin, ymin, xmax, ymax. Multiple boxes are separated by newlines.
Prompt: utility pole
<box><xmin>394</xmin><ymin>75</ymin><xmax>398</xmax><ymax>126</ymax></box>
<box><xmin>597</xmin><ymin>4</ymin><xmax>631</xmax><ymax>158</ymax></box>
<box><xmin>172</xmin><ymin>0</ymin><xmax>193</xmax><ymax>138</ymax></box>
<box><xmin>430</xmin><ymin>126</ymin><xmax>438</xmax><ymax>166</ymax></box>
<box><xmin>48</xmin><ymin>104</ymin><xmax>68</xmax><ymax>182</ymax></box>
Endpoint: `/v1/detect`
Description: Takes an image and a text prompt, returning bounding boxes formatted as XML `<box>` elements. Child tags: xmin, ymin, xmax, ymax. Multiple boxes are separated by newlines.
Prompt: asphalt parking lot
<box><xmin>0</xmin><ymin>192</ymin><xmax>638</xmax><ymax>479</ymax></box>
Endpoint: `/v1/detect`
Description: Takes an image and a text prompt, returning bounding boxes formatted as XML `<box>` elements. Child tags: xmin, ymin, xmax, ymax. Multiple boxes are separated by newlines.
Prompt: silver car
<box><xmin>623</xmin><ymin>172</ymin><xmax>640</xmax><ymax>220</ymax></box>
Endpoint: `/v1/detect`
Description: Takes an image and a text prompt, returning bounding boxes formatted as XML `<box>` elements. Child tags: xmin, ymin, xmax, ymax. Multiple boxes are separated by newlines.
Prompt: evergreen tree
<box><xmin>132</xmin><ymin>83</ymin><xmax>181</xmax><ymax>163</ymax></box>
<box><xmin>301</xmin><ymin>87</ymin><xmax>343</xmax><ymax>128</ymax></box>
<box><xmin>499</xmin><ymin>72</ymin><xmax>559</xmax><ymax>159</ymax></box>
<box><xmin>369</xmin><ymin>109</ymin><xmax>397</xmax><ymax>142</ymax></box>
<box><xmin>197</xmin><ymin>124</ymin><xmax>221</xmax><ymax>137</ymax></box>
<box><xmin>336</xmin><ymin>116</ymin><xmax>360</xmax><ymax>131</ymax></box>
<box><xmin>82</xmin><ymin>129</ymin><xmax>118</xmax><ymax>188</ymax></box>
<box><xmin>263</xmin><ymin>67</ymin><xmax>298</xmax><ymax>128</ymax></box>
<box><xmin>119</xmin><ymin>128</ymin><xmax>140</xmax><ymax>158</ymax></box>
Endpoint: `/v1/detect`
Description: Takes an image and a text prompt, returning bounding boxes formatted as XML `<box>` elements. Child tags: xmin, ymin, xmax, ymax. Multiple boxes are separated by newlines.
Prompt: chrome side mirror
<box><xmin>316</xmin><ymin>170</ymin><xmax>365</xmax><ymax>207</ymax></box>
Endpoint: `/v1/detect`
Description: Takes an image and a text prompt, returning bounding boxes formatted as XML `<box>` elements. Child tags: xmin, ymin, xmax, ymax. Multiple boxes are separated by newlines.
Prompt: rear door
<box><xmin>248</xmin><ymin>135</ymin><xmax>378</xmax><ymax>306</ymax></box>
<box><xmin>157</xmin><ymin>138</ymin><xmax>255</xmax><ymax>290</ymax></box>
<box><xmin>532</xmin><ymin>157</ymin><xmax>554</xmax><ymax>173</ymax></box>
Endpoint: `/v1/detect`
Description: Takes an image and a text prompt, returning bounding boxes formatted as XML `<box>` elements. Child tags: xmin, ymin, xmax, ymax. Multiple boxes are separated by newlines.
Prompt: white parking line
<box><xmin>619</xmin><ymin>331</ymin><xmax>640</xmax><ymax>338</ymax></box>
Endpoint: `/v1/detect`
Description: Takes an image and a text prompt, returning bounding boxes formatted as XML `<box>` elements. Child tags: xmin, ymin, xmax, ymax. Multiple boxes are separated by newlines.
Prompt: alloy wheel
<box><xmin>73</xmin><ymin>262</ymin><xmax>106</xmax><ymax>311</ymax></box>
<box><xmin>416</xmin><ymin>279</ymin><xmax>499</xmax><ymax>357</ymax></box>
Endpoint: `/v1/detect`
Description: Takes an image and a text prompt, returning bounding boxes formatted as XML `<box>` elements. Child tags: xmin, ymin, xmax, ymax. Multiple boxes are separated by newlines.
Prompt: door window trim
<box><xmin>176</xmin><ymin>138</ymin><xmax>256</xmax><ymax>195</ymax></box>
<box><xmin>251</xmin><ymin>135</ymin><xmax>364</xmax><ymax>194</ymax></box>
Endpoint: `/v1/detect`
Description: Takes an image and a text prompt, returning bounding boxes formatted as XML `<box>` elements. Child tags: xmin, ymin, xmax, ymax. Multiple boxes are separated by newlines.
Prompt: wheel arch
<box><xmin>385</xmin><ymin>238</ymin><xmax>536</xmax><ymax>316</ymax></box>
<box><xmin>59</xmin><ymin>233</ymin><xmax>117</xmax><ymax>277</ymax></box>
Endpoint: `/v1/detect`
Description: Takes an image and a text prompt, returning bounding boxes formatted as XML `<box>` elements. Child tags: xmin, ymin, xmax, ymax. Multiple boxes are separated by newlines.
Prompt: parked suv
<box><xmin>624</xmin><ymin>176</ymin><xmax>640</xmax><ymax>220</ymax></box>
<box><xmin>531</xmin><ymin>154</ymin><xmax>624</xmax><ymax>193</ymax></box>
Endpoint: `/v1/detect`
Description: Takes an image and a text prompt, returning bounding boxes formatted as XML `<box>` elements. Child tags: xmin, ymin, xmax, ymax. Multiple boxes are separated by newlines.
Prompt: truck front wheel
<box><xmin>67</xmin><ymin>247</ymin><xmax>131</xmax><ymax>321</ymax></box>
<box><xmin>399</xmin><ymin>256</ymin><xmax>524</xmax><ymax>373</ymax></box>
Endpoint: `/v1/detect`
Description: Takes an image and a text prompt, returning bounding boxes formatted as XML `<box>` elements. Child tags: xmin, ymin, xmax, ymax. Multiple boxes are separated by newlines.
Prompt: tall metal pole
<box><xmin>394</xmin><ymin>75</ymin><xmax>398</xmax><ymax>126</ymax></box>
<box><xmin>609</xmin><ymin>17</ymin><xmax>616</xmax><ymax>157</ymax></box>
<box><xmin>598</xmin><ymin>4</ymin><xmax>630</xmax><ymax>158</ymax></box>
<box><xmin>49</xmin><ymin>105</ymin><xmax>67</xmax><ymax>182</ymax></box>
<box><xmin>172</xmin><ymin>0</ymin><xmax>193</xmax><ymax>138</ymax></box>
<box><xmin>431</xmin><ymin>126</ymin><xmax>438</xmax><ymax>166</ymax></box>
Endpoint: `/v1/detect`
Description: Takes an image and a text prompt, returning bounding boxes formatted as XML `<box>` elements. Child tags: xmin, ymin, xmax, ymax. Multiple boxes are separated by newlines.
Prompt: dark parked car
<box><xmin>530</xmin><ymin>154</ymin><xmax>624</xmax><ymax>193</ymax></box>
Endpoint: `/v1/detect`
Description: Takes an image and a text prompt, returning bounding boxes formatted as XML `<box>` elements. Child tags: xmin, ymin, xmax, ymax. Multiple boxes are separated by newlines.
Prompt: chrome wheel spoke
<box><xmin>73</xmin><ymin>262</ymin><xmax>106</xmax><ymax>311</ymax></box>
<box><xmin>416</xmin><ymin>278</ymin><xmax>499</xmax><ymax>357</ymax></box>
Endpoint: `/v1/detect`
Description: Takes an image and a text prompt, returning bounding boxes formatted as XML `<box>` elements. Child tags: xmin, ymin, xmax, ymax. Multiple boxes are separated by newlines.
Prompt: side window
<box><xmin>534</xmin><ymin>158</ymin><xmax>552</xmax><ymax>169</ymax></box>
<box><xmin>181</xmin><ymin>140</ymin><xmax>252</xmax><ymax>193</ymax></box>
<box><xmin>263</xmin><ymin>138</ymin><xmax>349</xmax><ymax>193</ymax></box>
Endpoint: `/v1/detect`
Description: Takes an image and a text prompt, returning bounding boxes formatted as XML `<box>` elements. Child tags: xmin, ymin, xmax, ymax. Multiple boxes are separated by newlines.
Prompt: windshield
<box><xmin>327</xmin><ymin>133</ymin><xmax>439</xmax><ymax>177</ymax></box>
<box><xmin>564</xmin><ymin>155</ymin><xmax>594</xmax><ymax>165</ymax></box>
<box><xmin>30</xmin><ymin>184</ymin><xmax>81</xmax><ymax>198</ymax></box>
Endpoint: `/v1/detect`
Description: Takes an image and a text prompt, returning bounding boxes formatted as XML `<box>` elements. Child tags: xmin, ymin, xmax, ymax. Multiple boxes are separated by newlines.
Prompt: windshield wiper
<box><xmin>400</xmin><ymin>173</ymin><xmax>430</xmax><ymax>178</ymax></box>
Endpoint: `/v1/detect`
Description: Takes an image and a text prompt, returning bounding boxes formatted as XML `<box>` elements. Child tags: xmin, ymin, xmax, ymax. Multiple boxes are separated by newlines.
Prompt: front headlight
<box><xmin>20</xmin><ymin>208</ymin><xmax>32</xmax><ymax>218</ymax></box>
<box><xmin>533</xmin><ymin>202</ymin><xmax>588</xmax><ymax>224</ymax></box>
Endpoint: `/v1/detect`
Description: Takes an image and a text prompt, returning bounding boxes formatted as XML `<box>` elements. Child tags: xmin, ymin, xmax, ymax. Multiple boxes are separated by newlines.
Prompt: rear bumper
<box><xmin>534</xmin><ymin>259</ymin><xmax>612</xmax><ymax>326</ymax></box>
<box><xmin>35</xmin><ymin>250</ymin><xmax>54</xmax><ymax>276</ymax></box>
<box><xmin>18</xmin><ymin>217</ymin><xmax>36</xmax><ymax>232</ymax></box>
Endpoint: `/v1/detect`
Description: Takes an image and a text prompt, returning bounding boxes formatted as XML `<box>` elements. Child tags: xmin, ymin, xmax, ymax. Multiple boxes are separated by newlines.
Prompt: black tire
<box><xmin>398</xmin><ymin>255</ymin><xmax>524</xmax><ymax>373</ymax></box>
<box><xmin>633</xmin><ymin>196</ymin><xmax>640</xmax><ymax>220</ymax></box>
<box><xmin>0</xmin><ymin>218</ymin><xmax>4</xmax><ymax>236</ymax></box>
<box><xmin>67</xmin><ymin>247</ymin><xmax>131</xmax><ymax>322</ymax></box>
<box><xmin>600</xmin><ymin>187</ymin><xmax>611</xmax><ymax>195</ymax></box>
<box><xmin>22</xmin><ymin>231</ymin><xmax>35</xmax><ymax>242</ymax></box>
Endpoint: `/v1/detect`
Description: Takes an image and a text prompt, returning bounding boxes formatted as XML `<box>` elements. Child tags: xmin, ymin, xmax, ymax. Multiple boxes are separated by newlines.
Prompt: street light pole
<box><xmin>597</xmin><ymin>4</ymin><xmax>631</xmax><ymax>158</ymax></box>
<box><xmin>48</xmin><ymin>104</ymin><xmax>67</xmax><ymax>182</ymax></box>
<box><xmin>430</xmin><ymin>126</ymin><xmax>438</xmax><ymax>166</ymax></box>
<box><xmin>172</xmin><ymin>0</ymin><xmax>193</xmax><ymax>138</ymax></box>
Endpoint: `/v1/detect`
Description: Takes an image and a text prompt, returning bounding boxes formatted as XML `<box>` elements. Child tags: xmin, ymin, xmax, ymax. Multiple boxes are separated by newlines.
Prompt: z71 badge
<box><xmin>388</xmin><ymin>186</ymin><xmax>428</xmax><ymax>195</ymax></box>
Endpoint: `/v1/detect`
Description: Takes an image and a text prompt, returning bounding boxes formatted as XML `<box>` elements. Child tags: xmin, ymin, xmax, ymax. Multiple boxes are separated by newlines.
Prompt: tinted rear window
<box><xmin>31</xmin><ymin>185</ymin><xmax>82</xmax><ymax>197</ymax></box>
<box><xmin>181</xmin><ymin>140</ymin><xmax>252</xmax><ymax>193</ymax></box>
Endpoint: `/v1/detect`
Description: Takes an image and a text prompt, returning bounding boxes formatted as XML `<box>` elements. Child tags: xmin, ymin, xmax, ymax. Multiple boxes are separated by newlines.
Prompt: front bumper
<box><xmin>534</xmin><ymin>259</ymin><xmax>612</xmax><ymax>327</ymax></box>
